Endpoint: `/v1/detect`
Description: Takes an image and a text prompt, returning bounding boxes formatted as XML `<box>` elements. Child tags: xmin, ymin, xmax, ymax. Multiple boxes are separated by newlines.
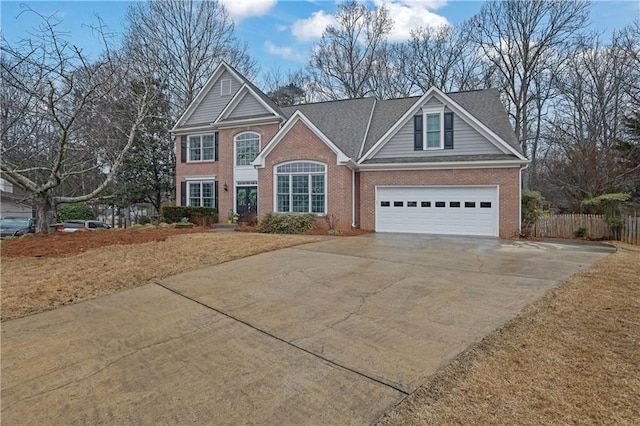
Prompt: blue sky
<box><xmin>2</xmin><ymin>0</ymin><xmax>639</xmax><ymax>81</ymax></box>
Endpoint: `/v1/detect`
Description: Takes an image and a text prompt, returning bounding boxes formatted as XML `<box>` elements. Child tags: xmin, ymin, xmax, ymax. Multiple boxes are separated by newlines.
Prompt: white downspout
<box><xmin>519</xmin><ymin>163</ymin><xmax>529</xmax><ymax>236</ymax></box>
<box><xmin>352</xmin><ymin>168</ymin><xmax>356</xmax><ymax>229</ymax></box>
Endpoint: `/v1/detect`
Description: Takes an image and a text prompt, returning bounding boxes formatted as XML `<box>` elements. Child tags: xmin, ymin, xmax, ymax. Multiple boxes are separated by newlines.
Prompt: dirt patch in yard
<box><xmin>1</xmin><ymin>231</ymin><xmax>316</xmax><ymax>321</ymax></box>
<box><xmin>380</xmin><ymin>243</ymin><xmax>640</xmax><ymax>425</ymax></box>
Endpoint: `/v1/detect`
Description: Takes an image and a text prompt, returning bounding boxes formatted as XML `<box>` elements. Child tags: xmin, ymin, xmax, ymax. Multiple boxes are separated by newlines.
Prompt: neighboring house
<box><xmin>0</xmin><ymin>178</ymin><xmax>32</xmax><ymax>218</ymax></box>
<box><xmin>172</xmin><ymin>63</ymin><xmax>528</xmax><ymax>238</ymax></box>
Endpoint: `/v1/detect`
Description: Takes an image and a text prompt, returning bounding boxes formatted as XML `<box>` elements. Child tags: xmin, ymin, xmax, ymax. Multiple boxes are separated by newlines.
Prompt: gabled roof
<box><xmin>215</xmin><ymin>83</ymin><xmax>283</xmax><ymax>123</ymax></box>
<box><xmin>173</xmin><ymin>62</ymin><xmax>525</xmax><ymax>166</ymax></box>
<box><xmin>359</xmin><ymin>87</ymin><xmax>527</xmax><ymax>163</ymax></box>
<box><xmin>252</xmin><ymin>110</ymin><xmax>351</xmax><ymax>168</ymax></box>
<box><xmin>223</xmin><ymin>62</ymin><xmax>286</xmax><ymax>119</ymax></box>
<box><xmin>447</xmin><ymin>89</ymin><xmax>520</xmax><ymax>152</ymax></box>
<box><xmin>281</xmin><ymin>98</ymin><xmax>376</xmax><ymax>159</ymax></box>
<box><xmin>172</xmin><ymin>62</ymin><xmax>285</xmax><ymax>132</ymax></box>
<box><xmin>360</xmin><ymin>96</ymin><xmax>420</xmax><ymax>158</ymax></box>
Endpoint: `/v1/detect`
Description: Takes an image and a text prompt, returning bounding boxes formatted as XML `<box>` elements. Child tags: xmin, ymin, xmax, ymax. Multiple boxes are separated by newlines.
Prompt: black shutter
<box><xmin>444</xmin><ymin>112</ymin><xmax>454</xmax><ymax>150</ymax></box>
<box><xmin>214</xmin><ymin>181</ymin><xmax>219</xmax><ymax>211</ymax></box>
<box><xmin>180</xmin><ymin>181</ymin><xmax>187</xmax><ymax>206</ymax></box>
<box><xmin>214</xmin><ymin>132</ymin><xmax>219</xmax><ymax>161</ymax></box>
<box><xmin>180</xmin><ymin>135</ymin><xmax>187</xmax><ymax>162</ymax></box>
<box><xmin>413</xmin><ymin>115</ymin><xmax>423</xmax><ymax>151</ymax></box>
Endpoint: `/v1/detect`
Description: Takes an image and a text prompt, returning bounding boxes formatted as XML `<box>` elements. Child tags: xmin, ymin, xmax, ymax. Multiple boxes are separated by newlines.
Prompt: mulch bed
<box><xmin>1</xmin><ymin>227</ymin><xmax>209</xmax><ymax>258</ymax></box>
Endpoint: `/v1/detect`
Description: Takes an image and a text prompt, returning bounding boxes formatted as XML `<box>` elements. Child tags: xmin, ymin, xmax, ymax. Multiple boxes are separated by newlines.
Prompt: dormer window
<box><xmin>220</xmin><ymin>79</ymin><xmax>232</xmax><ymax>96</ymax></box>
<box><xmin>414</xmin><ymin>106</ymin><xmax>454</xmax><ymax>151</ymax></box>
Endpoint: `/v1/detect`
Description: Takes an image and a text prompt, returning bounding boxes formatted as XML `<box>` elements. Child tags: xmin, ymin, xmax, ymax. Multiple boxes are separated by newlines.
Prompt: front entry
<box><xmin>236</xmin><ymin>186</ymin><xmax>258</xmax><ymax>216</ymax></box>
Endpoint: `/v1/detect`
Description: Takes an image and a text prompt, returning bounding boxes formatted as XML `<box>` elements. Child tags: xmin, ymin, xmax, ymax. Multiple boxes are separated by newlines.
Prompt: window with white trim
<box><xmin>275</xmin><ymin>162</ymin><xmax>326</xmax><ymax>214</ymax></box>
<box><xmin>235</xmin><ymin>132</ymin><xmax>260</xmax><ymax>166</ymax></box>
<box><xmin>426</xmin><ymin>113</ymin><xmax>441</xmax><ymax>148</ymax></box>
<box><xmin>413</xmin><ymin>106</ymin><xmax>454</xmax><ymax>150</ymax></box>
<box><xmin>188</xmin><ymin>134</ymin><xmax>215</xmax><ymax>161</ymax></box>
<box><xmin>188</xmin><ymin>181</ymin><xmax>215</xmax><ymax>207</ymax></box>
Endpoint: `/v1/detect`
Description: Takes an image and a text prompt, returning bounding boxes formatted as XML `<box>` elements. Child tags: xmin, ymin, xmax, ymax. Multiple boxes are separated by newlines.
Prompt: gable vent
<box><xmin>220</xmin><ymin>79</ymin><xmax>232</xmax><ymax>96</ymax></box>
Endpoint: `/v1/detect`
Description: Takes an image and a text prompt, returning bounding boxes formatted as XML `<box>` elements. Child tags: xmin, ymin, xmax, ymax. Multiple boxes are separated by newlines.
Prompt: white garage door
<box><xmin>376</xmin><ymin>186</ymin><xmax>498</xmax><ymax>236</ymax></box>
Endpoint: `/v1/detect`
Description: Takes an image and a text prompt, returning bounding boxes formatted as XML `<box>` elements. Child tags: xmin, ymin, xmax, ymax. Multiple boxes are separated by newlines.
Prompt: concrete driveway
<box><xmin>1</xmin><ymin>234</ymin><xmax>613</xmax><ymax>424</ymax></box>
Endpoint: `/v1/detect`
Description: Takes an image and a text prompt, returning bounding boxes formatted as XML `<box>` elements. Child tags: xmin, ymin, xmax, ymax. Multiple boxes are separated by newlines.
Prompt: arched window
<box><xmin>275</xmin><ymin>162</ymin><xmax>326</xmax><ymax>214</ymax></box>
<box><xmin>235</xmin><ymin>132</ymin><xmax>260</xmax><ymax>166</ymax></box>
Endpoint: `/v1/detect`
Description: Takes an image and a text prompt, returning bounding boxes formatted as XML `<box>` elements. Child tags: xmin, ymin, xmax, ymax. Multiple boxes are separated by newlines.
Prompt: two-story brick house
<box><xmin>172</xmin><ymin>63</ymin><xmax>528</xmax><ymax>238</ymax></box>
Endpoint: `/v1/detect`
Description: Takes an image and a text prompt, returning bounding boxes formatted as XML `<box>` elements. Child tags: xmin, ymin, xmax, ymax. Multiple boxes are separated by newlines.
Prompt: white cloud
<box><xmin>264</xmin><ymin>41</ymin><xmax>306</xmax><ymax>62</ymax></box>
<box><xmin>291</xmin><ymin>10</ymin><xmax>336</xmax><ymax>42</ymax></box>
<box><xmin>219</xmin><ymin>0</ymin><xmax>277</xmax><ymax>23</ymax></box>
<box><xmin>290</xmin><ymin>2</ymin><xmax>448</xmax><ymax>43</ymax></box>
<box><xmin>376</xmin><ymin>0</ymin><xmax>450</xmax><ymax>41</ymax></box>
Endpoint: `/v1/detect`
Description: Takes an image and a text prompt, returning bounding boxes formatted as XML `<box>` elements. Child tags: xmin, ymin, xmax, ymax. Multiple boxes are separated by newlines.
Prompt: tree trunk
<box><xmin>34</xmin><ymin>193</ymin><xmax>56</xmax><ymax>234</ymax></box>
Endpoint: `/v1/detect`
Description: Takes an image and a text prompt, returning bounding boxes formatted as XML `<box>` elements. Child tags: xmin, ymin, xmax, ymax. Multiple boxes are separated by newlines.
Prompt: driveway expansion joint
<box><xmin>154</xmin><ymin>281</ymin><xmax>411</xmax><ymax>396</ymax></box>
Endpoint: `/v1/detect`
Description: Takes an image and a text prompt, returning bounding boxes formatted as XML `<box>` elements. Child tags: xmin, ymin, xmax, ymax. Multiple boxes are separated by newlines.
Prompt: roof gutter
<box><xmin>358</xmin><ymin>159</ymin><xmax>529</xmax><ymax>171</ymax></box>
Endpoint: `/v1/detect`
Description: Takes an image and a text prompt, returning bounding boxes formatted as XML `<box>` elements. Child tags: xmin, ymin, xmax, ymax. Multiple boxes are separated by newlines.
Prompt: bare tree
<box><xmin>0</xmin><ymin>9</ymin><xmax>157</xmax><ymax>232</ymax></box>
<box><xmin>307</xmin><ymin>0</ymin><xmax>392</xmax><ymax>100</ymax></box>
<box><xmin>124</xmin><ymin>0</ymin><xmax>255</xmax><ymax>118</ymax></box>
<box><xmin>469</xmin><ymin>0</ymin><xmax>590</xmax><ymax>164</ymax></box>
<box><xmin>542</xmin><ymin>29</ymin><xmax>640</xmax><ymax>209</ymax></box>
<box><xmin>403</xmin><ymin>24</ymin><xmax>487</xmax><ymax>93</ymax></box>
<box><xmin>369</xmin><ymin>42</ymin><xmax>416</xmax><ymax>99</ymax></box>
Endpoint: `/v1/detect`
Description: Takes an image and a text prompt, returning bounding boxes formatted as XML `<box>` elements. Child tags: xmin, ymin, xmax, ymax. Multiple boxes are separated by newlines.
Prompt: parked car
<box><xmin>0</xmin><ymin>217</ymin><xmax>36</xmax><ymax>239</ymax></box>
<box><xmin>55</xmin><ymin>220</ymin><xmax>111</xmax><ymax>233</ymax></box>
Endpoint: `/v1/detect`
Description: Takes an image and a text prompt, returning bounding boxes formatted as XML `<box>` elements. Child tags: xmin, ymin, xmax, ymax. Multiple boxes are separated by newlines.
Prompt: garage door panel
<box><xmin>376</xmin><ymin>186</ymin><xmax>498</xmax><ymax>236</ymax></box>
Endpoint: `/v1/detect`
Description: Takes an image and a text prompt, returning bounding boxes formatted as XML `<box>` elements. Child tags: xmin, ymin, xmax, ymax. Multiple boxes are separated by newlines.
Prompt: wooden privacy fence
<box><xmin>533</xmin><ymin>214</ymin><xmax>640</xmax><ymax>245</ymax></box>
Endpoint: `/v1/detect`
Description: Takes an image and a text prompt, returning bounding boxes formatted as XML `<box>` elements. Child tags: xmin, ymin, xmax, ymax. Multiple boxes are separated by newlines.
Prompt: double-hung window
<box><xmin>426</xmin><ymin>113</ymin><xmax>441</xmax><ymax>148</ymax></box>
<box><xmin>188</xmin><ymin>181</ymin><xmax>215</xmax><ymax>207</ymax></box>
<box><xmin>188</xmin><ymin>134</ymin><xmax>215</xmax><ymax>161</ymax></box>
<box><xmin>235</xmin><ymin>132</ymin><xmax>260</xmax><ymax>166</ymax></box>
<box><xmin>275</xmin><ymin>162</ymin><xmax>326</xmax><ymax>214</ymax></box>
<box><xmin>414</xmin><ymin>106</ymin><xmax>454</xmax><ymax>150</ymax></box>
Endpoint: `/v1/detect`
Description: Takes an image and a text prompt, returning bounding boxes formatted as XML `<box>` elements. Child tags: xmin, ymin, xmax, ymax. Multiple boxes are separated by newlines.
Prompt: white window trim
<box><xmin>220</xmin><ymin>79</ymin><xmax>232</xmax><ymax>96</ymax></box>
<box><xmin>187</xmin><ymin>180</ymin><xmax>216</xmax><ymax>207</ymax></box>
<box><xmin>187</xmin><ymin>134</ymin><xmax>216</xmax><ymax>163</ymax></box>
<box><xmin>234</xmin><ymin>132</ymin><xmax>261</xmax><ymax>168</ymax></box>
<box><xmin>273</xmin><ymin>161</ymin><xmax>327</xmax><ymax>215</ymax></box>
<box><xmin>422</xmin><ymin>106</ymin><xmax>445</xmax><ymax>150</ymax></box>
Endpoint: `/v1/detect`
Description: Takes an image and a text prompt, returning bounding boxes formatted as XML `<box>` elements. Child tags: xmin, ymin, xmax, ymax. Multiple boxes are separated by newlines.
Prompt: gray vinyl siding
<box><xmin>227</xmin><ymin>93</ymin><xmax>269</xmax><ymax>119</ymax></box>
<box><xmin>423</xmin><ymin>97</ymin><xmax>443</xmax><ymax>109</ymax></box>
<box><xmin>374</xmin><ymin>109</ymin><xmax>504</xmax><ymax>158</ymax></box>
<box><xmin>184</xmin><ymin>71</ymin><xmax>240</xmax><ymax>126</ymax></box>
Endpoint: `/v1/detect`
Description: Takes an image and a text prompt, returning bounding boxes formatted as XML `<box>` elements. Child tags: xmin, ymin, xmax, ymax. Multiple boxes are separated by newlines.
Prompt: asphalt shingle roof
<box><xmin>280</xmin><ymin>88</ymin><xmax>520</xmax><ymax>161</ymax></box>
<box><xmin>447</xmin><ymin>89</ymin><xmax>521</xmax><ymax>153</ymax></box>
<box><xmin>281</xmin><ymin>98</ymin><xmax>376</xmax><ymax>159</ymax></box>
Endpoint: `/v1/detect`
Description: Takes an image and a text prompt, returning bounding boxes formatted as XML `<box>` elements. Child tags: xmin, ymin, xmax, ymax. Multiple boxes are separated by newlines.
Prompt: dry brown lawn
<box><xmin>1</xmin><ymin>231</ymin><xmax>316</xmax><ymax>321</ymax></box>
<box><xmin>380</xmin><ymin>243</ymin><xmax>640</xmax><ymax>425</ymax></box>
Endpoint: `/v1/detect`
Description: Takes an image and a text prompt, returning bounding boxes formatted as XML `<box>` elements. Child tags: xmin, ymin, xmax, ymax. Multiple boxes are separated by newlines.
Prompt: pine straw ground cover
<box><xmin>1</xmin><ymin>230</ymin><xmax>315</xmax><ymax>321</ymax></box>
<box><xmin>380</xmin><ymin>243</ymin><xmax>640</xmax><ymax>425</ymax></box>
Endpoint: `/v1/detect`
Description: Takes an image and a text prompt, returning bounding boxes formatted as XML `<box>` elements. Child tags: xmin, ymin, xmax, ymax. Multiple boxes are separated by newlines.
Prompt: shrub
<box><xmin>521</xmin><ymin>190</ymin><xmax>546</xmax><ymax>237</ymax></box>
<box><xmin>161</xmin><ymin>206</ymin><xmax>217</xmax><ymax>226</ymax></box>
<box><xmin>138</xmin><ymin>215</ymin><xmax>151</xmax><ymax>225</ymax></box>
<box><xmin>256</xmin><ymin>212</ymin><xmax>317</xmax><ymax>234</ymax></box>
<box><xmin>574</xmin><ymin>227</ymin><xmax>587</xmax><ymax>238</ymax></box>
<box><xmin>57</xmin><ymin>203</ymin><xmax>95</xmax><ymax>222</ymax></box>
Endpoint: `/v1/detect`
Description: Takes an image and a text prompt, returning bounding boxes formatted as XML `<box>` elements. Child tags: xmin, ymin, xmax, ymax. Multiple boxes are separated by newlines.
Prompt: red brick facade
<box><xmin>175</xmin><ymin>122</ymin><xmax>280</xmax><ymax>222</ymax></box>
<box><xmin>359</xmin><ymin>167</ymin><xmax>521</xmax><ymax>238</ymax></box>
<box><xmin>257</xmin><ymin>120</ymin><xmax>354</xmax><ymax>230</ymax></box>
<box><xmin>175</xmin><ymin>116</ymin><xmax>522</xmax><ymax>238</ymax></box>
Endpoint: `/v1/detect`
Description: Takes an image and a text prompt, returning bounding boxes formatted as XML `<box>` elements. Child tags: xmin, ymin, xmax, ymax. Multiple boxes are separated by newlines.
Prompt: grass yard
<box><xmin>380</xmin><ymin>243</ymin><xmax>640</xmax><ymax>425</ymax></box>
<box><xmin>0</xmin><ymin>229</ymin><xmax>316</xmax><ymax>321</ymax></box>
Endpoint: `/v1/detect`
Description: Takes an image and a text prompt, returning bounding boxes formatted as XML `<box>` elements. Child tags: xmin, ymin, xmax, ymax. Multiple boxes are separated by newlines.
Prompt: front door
<box><xmin>236</xmin><ymin>186</ymin><xmax>258</xmax><ymax>216</ymax></box>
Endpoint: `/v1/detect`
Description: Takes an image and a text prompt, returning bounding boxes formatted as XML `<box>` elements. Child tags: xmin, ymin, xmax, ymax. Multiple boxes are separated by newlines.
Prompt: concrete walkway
<box><xmin>1</xmin><ymin>234</ymin><xmax>614</xmax><ymax>424</ymax></box>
